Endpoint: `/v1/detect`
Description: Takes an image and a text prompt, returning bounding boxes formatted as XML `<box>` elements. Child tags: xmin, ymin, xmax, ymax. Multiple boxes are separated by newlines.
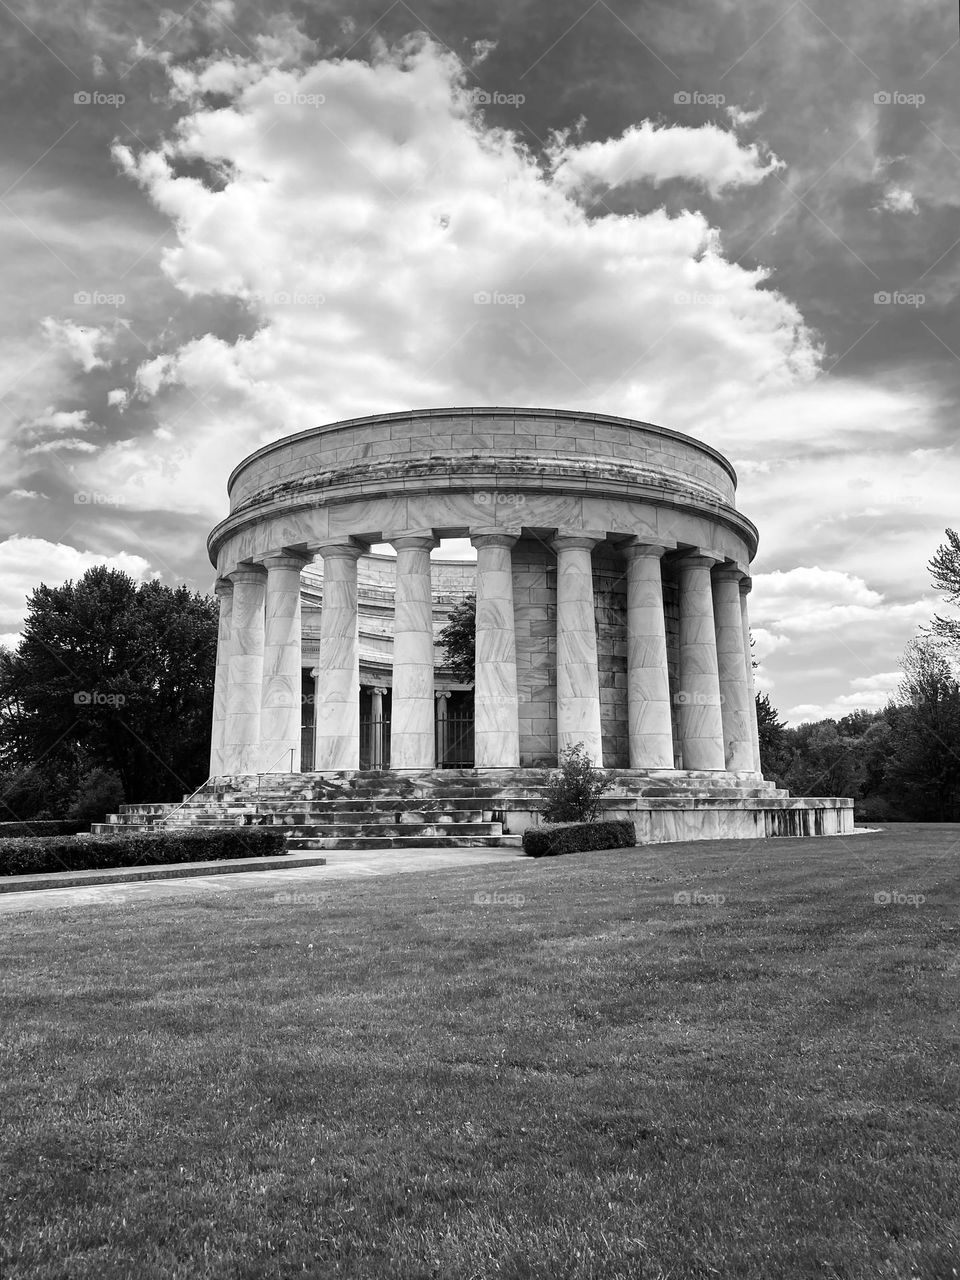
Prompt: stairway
<box><xmin>90</xmin><ymin>767</ymin><xmax>852</xmax><ymax>850</ymax></box>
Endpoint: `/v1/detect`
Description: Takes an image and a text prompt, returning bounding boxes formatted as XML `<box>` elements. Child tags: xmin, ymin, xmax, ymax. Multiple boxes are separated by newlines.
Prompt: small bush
<box><xmin>0</xmin><ymin>828</ymin><xmax>287</xmax><ymax>877</ymax></box>
<box><xmin>0</xmin><ymin>820</ymin><xmax>89</xmax><ymax>839</ymax></box>
<box><xmin>540</xmin><ymin>744</ymin><xmax>611</xmax><ymax>823</ymax></box>
<box><xmin>523</xmin><ymin>819</ymin><xmax>636</xmax><ymax>858</ymax></box>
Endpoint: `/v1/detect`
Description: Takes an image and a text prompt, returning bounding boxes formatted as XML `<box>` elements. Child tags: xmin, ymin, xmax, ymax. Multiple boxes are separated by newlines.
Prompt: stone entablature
<box><xmin>208</xmin><ymin>407</ymin><xmax>762</xmax><ymax>780</ymax></box>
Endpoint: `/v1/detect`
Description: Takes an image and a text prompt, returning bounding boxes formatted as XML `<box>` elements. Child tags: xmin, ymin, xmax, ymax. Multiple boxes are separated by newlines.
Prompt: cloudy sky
<box><xmin>1</xmin><ymin>0</ymin><xmax>957</xmax><ymax>723</ymax></box>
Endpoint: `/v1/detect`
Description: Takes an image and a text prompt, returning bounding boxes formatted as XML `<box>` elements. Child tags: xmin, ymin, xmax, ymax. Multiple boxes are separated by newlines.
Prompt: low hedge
<box><xmin>0</xmin><ymin>827</ymin><xmax>288</xmax><ymax>877</ymax></box>
<box><xmin>523</xmin><ymin>819</ymin><xmax>636</xmax><ymax>859</ymax></box>
<box><xmin>0</xmin><ymin>820</ymin><xmax>90</xmax><ymax>839</ymax></box>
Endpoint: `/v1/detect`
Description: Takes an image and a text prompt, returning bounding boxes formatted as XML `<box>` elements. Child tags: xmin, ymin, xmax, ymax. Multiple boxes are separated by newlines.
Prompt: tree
<box><xmin>756</xmin><ymin>691</ymin><xmax>789</xmax><ymax>781</ymax></box>
<box><xmin>885</xmin><ymin>638</ymin><xmax>960</xmax><ymax>821</ymax></box>
<box><xmin>0</xmin><ymin>567</ymin><xmax>218</xmax><ymax>809</ymax></box>
<box><xmin>438</xmin><ymin>594</ymin><xmax>476</xmax><ymax>683</ymax></box>
<box><xmin>928</xmin><ymin>529</ymin><xmax>960</xmax><ymax>648</ymax></box>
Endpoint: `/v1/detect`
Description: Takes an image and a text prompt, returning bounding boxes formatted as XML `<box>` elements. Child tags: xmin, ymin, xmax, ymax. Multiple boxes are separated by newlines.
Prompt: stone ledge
<box><xmin>0</xmin><ymin>852</ymin><xmax>327</xmax><ymax>895</ymax></box>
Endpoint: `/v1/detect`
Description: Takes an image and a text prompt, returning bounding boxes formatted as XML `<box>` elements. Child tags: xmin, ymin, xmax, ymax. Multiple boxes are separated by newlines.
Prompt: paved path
<box><xmin>0</xmin><ymin>847</ymin><xmax>527</xmax><ymax>915</ymax></box>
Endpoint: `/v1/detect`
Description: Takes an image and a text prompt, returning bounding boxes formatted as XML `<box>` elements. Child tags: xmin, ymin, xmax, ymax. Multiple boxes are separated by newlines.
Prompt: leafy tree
<box><xmin>928</xmin><ymin>528</ymin><xmax>960</xmax><ymax>648</ymax></box>
<box><xmin>885</xmin><ymin>638</ymin><xmax>960</xmax><ymax>821</ymax></box>
<box><xmin>541</xmin><ymin>743</ymin><xmax>610</xmax><ymax>823</ymax></box>
<box><xmin>438</xmin><ymin>594</ymin><xmax>476</xmax><ymax>683</ymax></box>
<box><xmin>756</xmin><ymin>691</ymin><xmax>789</xmax><ymax>781</ymax></box>
<box><xmin>0</xmin><ymin>567</ymin><xmax>217</xmax><ymax>808</ymax></box>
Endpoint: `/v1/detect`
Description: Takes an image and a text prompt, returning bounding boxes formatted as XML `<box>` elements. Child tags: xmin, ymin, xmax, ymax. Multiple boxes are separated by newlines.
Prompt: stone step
<box><xmin>285</xmin><ymin>834</ymin><xmax>524</xmax><ymax>850</ymax></box>
<box><xmin>261</xmin><ymin>821</ymin><xmax>504</xmax><ymax>838</ymax></box>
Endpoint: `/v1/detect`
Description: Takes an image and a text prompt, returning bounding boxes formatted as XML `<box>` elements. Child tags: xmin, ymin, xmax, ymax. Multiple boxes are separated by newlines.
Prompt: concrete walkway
<box><xmin>0</xmin><ymin>847</ymin><xmax>527</xmax><ymax>915</ymax></box>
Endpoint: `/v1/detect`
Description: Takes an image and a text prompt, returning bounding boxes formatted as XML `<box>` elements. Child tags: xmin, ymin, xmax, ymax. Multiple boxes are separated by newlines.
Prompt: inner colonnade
<box><xmin>208</xmin><ymin>533</ymin><xmax>762</xmax><ymax>778</ymax></box>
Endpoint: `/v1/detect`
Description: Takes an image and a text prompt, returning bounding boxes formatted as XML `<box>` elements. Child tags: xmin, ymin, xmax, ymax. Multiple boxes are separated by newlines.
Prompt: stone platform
<box><xmin>92</xmin><ymin>769</ymin><xmax>854</xmax><ymax>850</ymax></box>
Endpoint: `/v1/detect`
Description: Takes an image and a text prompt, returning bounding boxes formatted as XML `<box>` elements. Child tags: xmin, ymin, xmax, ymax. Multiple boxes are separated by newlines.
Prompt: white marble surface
<box><xmin>552</xmin><ymin>535</ymin><xmax>604</xmax><ymax>764</ymax></box>
<box><xmin>390</xmin><ymin>536</ymin><xmax>436</xmax><ymax>768</ymax></box>
<box><xmin>676</xmin><ymin>556</ymin><xmax>726</xmax><ymax>771</ymax></box>
<box><xmin>624</xmin><ymin>543</ymin><xmax>674</xmax><ymax>768</ymax></box>
<box><xmin>209</xmin><ymin>579</ymin><xmax>233</xmax><ymax>777</ymax></box>
<box><xmin>223</xmin><ymin>566</ymin><xmax>267</xmax><ymax>775</ymax></box>
<box><xmin>740</xmin><ymin>579</ymin><xmax>762</xmax><ymax>772</ymax></box>
<box><xmin>314</xmin><ymin>544</ymin><xmax>364</xmax><ymax>771</ymax></box>
<box><xmin>712</xmin><ymin>569</ymin><xmax>754</xmax><ymax>772</ymax></box>
<box><xmin>260</xmin><ymin>555</ymin><xmax>308</xmax><ymax>773</ymax></box>
<box><xmin>472</xmin><ymin>533</ymin><xmax>520</xmax><ymax>767</ymax></box>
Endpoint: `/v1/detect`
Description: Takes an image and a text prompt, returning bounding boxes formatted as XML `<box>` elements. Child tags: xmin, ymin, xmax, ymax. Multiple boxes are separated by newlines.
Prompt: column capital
<box><xmin>739</xmin><ymin>575</ymin><xmax>753</xmax><ymax>595</ymax></box>
<box><xmin>214</xmin><ymin>577</ymin><xmax>234</xmax><ymax>597</ymax></box>
<box><xmin>314</xmin><ymin>540</ymin><xmax>367</xmax><ymax>562</ymax></box>
<box><xmin>261</xmin><ymin>551</ymin><xmax>312</xmax><ymax>572</ymax></box>
<box><xmin>622</xmin><ymin>541</ymin><xmax>668</xmax><ymax>562</ymax></box>
<box><xmin>712</xmin><ymin>565</ymin><xmax>747</xmax><ymax>585</ymax></box>
<box><xmin>227</xmin><ymin>563</ymin><xmax>268</xmax><ymax>585</ymax></box>
<box><xmin>390</xmin><ymin>533</ymin><xmax>437</xmax><ymax>553</ymax></box>
<box><xmin>551</xmin><ymin>533</ymin><xmax>603</xmax><ymax>553</ymax></box>
<box><xmin>372</xmin><ymin>686</ymin><xmax>388</xmax><ymax>696</ymax></box>
<box><xmin>470</xmin><ymin>532</ymin><xmax>520</xmax><ymax>551</ymax></box>
<box><xmin>677</xmin><ymin>553</ymin><xmax>718</xmax><ymax>571</ymax></box>
<box><xmin>435</xmin><ymin>689</ymin><xmax>452</xmax><ymax>700</ymax></box>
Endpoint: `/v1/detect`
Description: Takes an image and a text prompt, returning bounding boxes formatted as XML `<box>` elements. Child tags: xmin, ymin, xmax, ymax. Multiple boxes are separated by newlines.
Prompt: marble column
<box><xmin>209</xmin><ymin>578</ymin><xmax>233</xmax><ymax>777</ymax></box>
<box><xmin>676</xmin><ymin>555</ymin><xmax>725</xmax><ymax>771</ymax></box>
<box><xmin>314</xmin><ymin>542</ymin><xmax>364</xmax><ymax>772</ymax></box>
<box><xmin>260</xmin><ymin>553</ymin><xmax>309</xmax><ymax>773</ymax></box>
<box><xmin>712</xmin><ymin>567</ymin><xmax>754</xmax><ymax>772</ymax></box>
<box><xmin>435</xmin><ymin>690</ymin><xmax>451</xmax><ymax>766</ymax></box>
<box><xmin>390</xmin><ymin>535</ymin><xmax>437</xmax><ymax>769</ymax></box>
<box><xmin>223</xmin><ymin>564</ymin><xmax>267</xmax><ymax>775</ymax></box>
<box><xmin>623</xmin><ymin>543</ymin><xmax>674</xmax><ymax>769</ymax></box>
<box><xmin>370</xmin><ymin>686</ymin><xmax>386</xmax><ymax>769</ymax></box>
<box><xmin>552</xmin><ymin>535</ymin><xmax>603</xmax><ymax>765</ymax></box>
<box><xmin>471</xmin><ymin>532</ymin><xmax>520</xmax><ymax>768</ymax></box>
<box><xmin>740</xmin><ymin>577</ymin><xmax>762</xmax><ymax>772</ymax></box>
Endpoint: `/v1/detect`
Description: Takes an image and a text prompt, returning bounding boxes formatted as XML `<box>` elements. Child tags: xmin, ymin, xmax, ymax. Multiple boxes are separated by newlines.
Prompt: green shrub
<box><xmin>0</xmin><ymin>828</ymin><xmax>287</xmax><ymax>877</ymax></box>
<box><xmin>0</xmin><ymin>820</ymin><xmax>89</xmax><ymax>839</ymax></box>
<box><xmin>523</xmin><ymin>819</ymin><xmax>636</xmax><ymax>858</ymax></box>
<box><xmin>540</xmin><ymin>743</ymin><xmax>611</xmax><ymax>822</ymax></box>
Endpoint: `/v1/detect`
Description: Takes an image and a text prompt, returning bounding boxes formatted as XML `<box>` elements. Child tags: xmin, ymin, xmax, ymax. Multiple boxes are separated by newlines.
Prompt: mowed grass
<box><xmin>2</xmin><ymin>826</ymin><xmax>959</xmax><ymax>1280</ymax></box>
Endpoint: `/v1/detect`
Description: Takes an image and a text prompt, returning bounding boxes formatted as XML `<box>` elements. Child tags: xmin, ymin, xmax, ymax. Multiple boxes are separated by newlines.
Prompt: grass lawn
<box><xmin>2</xmin><ymin>823</ymin><xmax>959</xmax><ymax>1279</ymax></box>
